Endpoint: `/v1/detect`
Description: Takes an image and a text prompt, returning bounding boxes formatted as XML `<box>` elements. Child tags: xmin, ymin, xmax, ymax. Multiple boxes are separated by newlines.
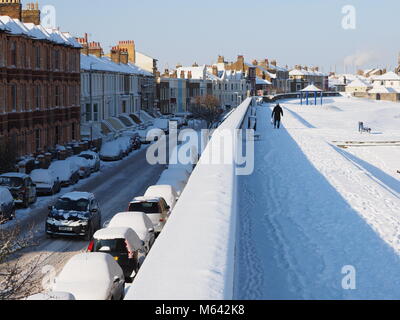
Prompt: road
<box><xmin>1</xmin><ymin>145</ymin><xmax>166</xmax><ymax>296</ymax></box>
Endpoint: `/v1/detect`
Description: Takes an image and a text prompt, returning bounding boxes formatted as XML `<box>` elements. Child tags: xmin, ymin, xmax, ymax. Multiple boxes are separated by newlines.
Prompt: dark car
<box><xmin>46</xmin><ymin>192</ymin><xmax>102</xmax><ymax>240</ymax></box>
<box><xmin>0</xmin><ymin>187</ymin><xmax>15</xmax><ymax>222</ymax></box>
<box><xmin>0</xmin><ymin>173</ymin><xmax>37</xmax><ymax>208</ymax></box>
<box><xmin>88</xmin><ymin>227</ymin><xmax>144</xmax><ymax>282</ymax></box>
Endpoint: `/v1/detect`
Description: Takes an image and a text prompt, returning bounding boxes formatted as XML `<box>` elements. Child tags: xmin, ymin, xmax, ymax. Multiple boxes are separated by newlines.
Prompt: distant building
<box><xmin>79</xmin><ymin>41</ymin><xmax>153</xmax><ymax>138</ymax></box>
<box><xmin>0</xmin><ymin>1</ymin><xmax>81</xmax><ymax>157</ymax></box>
<box><xmin>345</xmin><ymin>78</ymin><xmax>372</xmax><ymax>94</ymax></box>
<box><xmin>289</xmin><ymin>66</ymin><xmax>328</xmax><ymax>92</ymax></box>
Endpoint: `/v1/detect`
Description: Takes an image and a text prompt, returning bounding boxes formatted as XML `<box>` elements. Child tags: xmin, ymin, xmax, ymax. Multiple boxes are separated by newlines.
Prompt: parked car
<box><xmin>144</xmin><ymin>185</ymin><xmax>178</xmax><ymax>211</ymax></box>
<box><xmin>100</xmin><ymin>142</ymin><xmax>123</xmax><ymax>161</ymax></box>
<box><xmin>49</xmin><ymin>160</ymin><xmax>80</xmax><ymax>187</ymax></box>
<box><xmin>0</xmin><ymin>173</ymin><xmax>37</xmax><ymax>208</ymax></box>
<box><xmin>30</xmin><ymin>169</ymin><xmax>61</xmax><ymax>196</ymax></box>
<box><xmin>128</xmin><ymin>196</ymin><xmax>170</xmax><ymax>235</ymax></box>
<box><xmin>53</xmin><ymin>253</ymin><xmax>125</xmax><ymax>300</ymax></box>
<box><xmin>0</xmin><ymin>186</ymin><xmax>15</xmax><ymax>222</ymax></box>
<box><xmin>88</xmin><ymin>227</ymin><xmax>144</xmax><ymax>281</ymax></box>
<box><xmin>46</xmin><ymin>192</ymin><xmax>102</xmax><ymax>240</ymax></box>
<box><xmin>106</xmin><ymin>211</ymin><xmax>155</xmax><ymax>253</ymax></box>
<box><xmin>68</xmin><ymin>156</ymin><xmax>91</xmax><ymax>179</ymax></box>
<box><xmin>117</xmin><ymin>136</ymin><xmax>133</xmax><ymax>156</ymax></box>
<box><xmin>78</xmin><ymin>151</ymin><xmax>101</xmax><ymax>172</ymax></box>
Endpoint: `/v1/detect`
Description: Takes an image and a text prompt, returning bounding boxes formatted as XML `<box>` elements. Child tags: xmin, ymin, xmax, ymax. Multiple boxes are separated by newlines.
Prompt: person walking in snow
<box><xmin>271</xmin><ymin>104</ymin><xmax>284</xmax><ymax>129</ymax></box>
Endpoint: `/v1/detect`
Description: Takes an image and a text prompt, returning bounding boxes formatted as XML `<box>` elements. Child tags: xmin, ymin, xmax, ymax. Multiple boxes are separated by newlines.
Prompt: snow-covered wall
<box><xmin>125</xmin><ymin>98</ymin><xmax>253</xmax><ymax>300</ymax></box>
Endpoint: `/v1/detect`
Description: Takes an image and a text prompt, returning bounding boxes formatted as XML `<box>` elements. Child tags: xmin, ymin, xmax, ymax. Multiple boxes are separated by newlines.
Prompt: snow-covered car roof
<box><xmin>144</xmin><ymin>185</ymin><xmax>177</xmax><ymax>209</ymax></box>
<box><xmin>30</xmin><ymin>169</ymin><xmax>56</xmax><ymax>183</ymax></box>
<box><xmin>94</xmin><ymin>227</ymin><xmax>143</xmax><ymax>251</ymax></box>
<box><xmin>55</xmin><ymin>253</ymin><xmax>123</xmax><ymax>299</ymax></box>
<box><xmin>100</xmin><ymin>141</ymin><xmax>122</xmax><ymax>156</ymax></box>
<box><xmin>0</xmin><ymin>172</ymin><xmax>29</xmax><ymax>179</ymax></box>
<box><xmin>131</xmin><ymin>196</ymin><xmax>163</xmax><ymax>203</ymax></box>
<box><xmin>0</xmin><ymin>186</ymin><xmax>13</xmax><ymax>204</ymax></box>
<box><xmin>109</xmin><ymin>212</ymin><xmax>153</xmax><ymax>240</ymax></box>
<box><xmin>61</xmin><ymin>192</ymin><xmax>94</xmax><ymax>201</ymax></box>
<box><xmin>80</xmin><ymin>150</ymin><xmax>98</xmax><ymax>157</ymax></box>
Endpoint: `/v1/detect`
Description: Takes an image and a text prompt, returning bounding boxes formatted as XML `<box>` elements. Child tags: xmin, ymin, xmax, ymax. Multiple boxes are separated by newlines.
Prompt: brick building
<box><xmin>0</xmin><ymin>1</ymin><xmax>81</xmax><ymax>158</ymax></box>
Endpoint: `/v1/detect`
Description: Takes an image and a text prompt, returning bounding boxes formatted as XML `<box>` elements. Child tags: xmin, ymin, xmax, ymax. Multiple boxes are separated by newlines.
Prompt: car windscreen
<box><xmin>79</xmin><ymin>154</ymin><xmax>94</xmax><ymax>160</ymax></box>
<box><xmin>54</xmin><ymin>198</ymin><xmax>89</xmax><ymax>212</ymax></box>
<box><xmin>93</xmin><ymin>239</ymin><xmax>128</xmax><ymax>254</ymax></box>
<box><xmin>129</xmin><ymin>202</ymin><xmax>160</xmax><ymax>213</ymax></box>
<box><xmin>0</xmin><ymin>177</ymin><xmax>23</xmax><ymax>188</ymax></box>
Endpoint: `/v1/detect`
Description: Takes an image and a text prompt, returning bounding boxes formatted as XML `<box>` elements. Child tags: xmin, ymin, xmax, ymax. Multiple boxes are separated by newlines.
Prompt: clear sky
<box><xmin>39</xmin><ymin>0</ymin><xmax>400</xmax><ymax>73</ymax></box>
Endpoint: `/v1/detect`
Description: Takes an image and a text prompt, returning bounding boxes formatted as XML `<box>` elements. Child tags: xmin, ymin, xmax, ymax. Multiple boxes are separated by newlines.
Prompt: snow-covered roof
<box><xmin>290</xmin><ymin>69</ymin><xmax>327</xmax><ymax>77</ymax></box>
<box><xmin>346</xmin><ymin>78</ymin><xmax>372</xmax><ymax>88</ymax></box>
<box><xmin>256</xmin><ymin>78</ymin><xmax>272</xmax><ymax>85</ymax></box>
<box><xmin>0</xmin><ymin>16</ymin><xmax>81</xmax><ymax>48</ymax></box>
<box><xmin>368</xmin><ymin>86</ymin><xmax>400</xmax><ymax>94</ymax></box>
<box><xmin>94</xmin><ymin>227</ymin><xmax>143</xmax><ymax>251</ymax></box>
<box><xmin>61</xmin><ymin>192</ymin><xmax>93</xmax><ymax>201</ymax></box>
<box><xmin>300</xmin><ymin>84</ymin><xmax>323</xmax><ymax>92</ymax></box>
<box><xmin>177</xmin><ymin>66</ymin><xmax>207</xmax><ymax>80</ymax></box>
<box><xmin>81</xmin><ymin>54</ymin><xmax>152</xmax><ymax>76</ymax></box>
<box><xmin>373</xmin><ymin>71</ymin><xmax>400</xmax><ymax>81</ymax></box>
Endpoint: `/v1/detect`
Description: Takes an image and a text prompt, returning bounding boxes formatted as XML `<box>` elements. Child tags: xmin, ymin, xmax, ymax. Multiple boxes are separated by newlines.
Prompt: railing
<box><xmin>125</xmin><ymin>97</ymin><xmax>254</xmax><ymax>300</ymax></box>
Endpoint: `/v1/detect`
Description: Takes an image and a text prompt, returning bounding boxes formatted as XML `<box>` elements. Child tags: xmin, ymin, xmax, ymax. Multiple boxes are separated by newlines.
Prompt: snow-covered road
<box><xmin>235</xmin><ymin>99</ymin><xmax>400</xmax><ymax>299</ymax></box>
<box><xmin>1</xmin><ymin>146</ymin><xmax>166</xmax><ymax>295</ymax></box>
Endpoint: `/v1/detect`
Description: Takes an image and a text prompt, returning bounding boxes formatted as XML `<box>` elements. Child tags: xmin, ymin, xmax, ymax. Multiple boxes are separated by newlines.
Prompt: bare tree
<box><xmin>0</xmin><ymin>221</ymin><xmax>41</xmax><ymax>300</ymax></box>
<box><xmin>190</xmin><ymin>95</ymin><xmax>223</xmax><ymax>128</ymax></box>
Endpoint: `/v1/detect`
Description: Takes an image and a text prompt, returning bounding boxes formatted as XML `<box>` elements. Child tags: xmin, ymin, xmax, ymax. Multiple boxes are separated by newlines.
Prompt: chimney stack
<box><xmin>180</xmin><ymin>70</ymin><xmax>185</xmax><ymax>79</ymax></box>
<box><xmin>22</xmin><ymin>2</ymin><xmax>41</xmax><ymax>25</ymax></box>
<box><xmin>111</xmin><ymin>46</ymin><xmax>121</xmax><ymax>64</ymax></box>
<box><xmin>271</xmin><ymin>60</ymin><xmax>277</xmax><ymax>67</ymax></box>
<box><xmin>120</xmin><ymin>48</ymin><xmax>129</xmax><ymax>64</ymax></box>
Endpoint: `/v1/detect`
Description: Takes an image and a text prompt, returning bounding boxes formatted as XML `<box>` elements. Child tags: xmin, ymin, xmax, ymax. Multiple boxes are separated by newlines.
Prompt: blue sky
<box><xmin>41</xmin><ymin>0</ymin><xmax>400</xmax><ymax>73</ymax></box>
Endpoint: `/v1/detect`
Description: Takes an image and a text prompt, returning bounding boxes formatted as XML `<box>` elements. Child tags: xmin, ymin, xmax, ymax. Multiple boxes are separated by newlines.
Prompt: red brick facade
<box><xmin>0</xmin><ymin>27</ymin><xmax>81</xmax><ymax>157</ymax></box>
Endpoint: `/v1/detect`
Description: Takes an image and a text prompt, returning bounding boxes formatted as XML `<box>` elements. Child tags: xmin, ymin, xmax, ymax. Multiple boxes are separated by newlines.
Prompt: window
<box><xmin>53</xmin><ymin>50</ymin><xmax>60</xmax><ymax>70</ymax></box>
<box><xmin>71</xmin><ymin>123</ymin><xmax>76</xmax><ymax>140</ymax></box>
<box><xmin>35</xmin><ymin>85</ymin><xmax>41</xmax><ymax>110</ymax></box>
<box><xmin>21</xmin><ymin>84</ymin><xmax>26</xmax><ymax>111</ymax></box>
<box><xmin>85</xmin><ymin>103</ymin><xmax>92</xmax><ymax>122</ymax></box>
<box><xmin>11</xmin><ymin>84</ymin><xmax>17</xmax><ymax>112</ymax></box>
<box><xmin>35</xmin><ymin>129</ymin><xmax>41</xmax><ymax>151</ymax></box>
<box><xmin>93</xmin><ymin>103</ymin><xmax>98</xmax><ymax>121</ymax></box>
<box><xmin>55</xmin><ymin>86</ymin><xmax>60</xmax><ymax>106</ymax></box>
<box><xmin>10</xmin><ymin>41</ymin><xmax>16</xmax><ymax>66</ymax></box>
<box><xmin>35</xmin><ymin>45</ymin><xmax>41</xmax><ymax>69</ymax></box>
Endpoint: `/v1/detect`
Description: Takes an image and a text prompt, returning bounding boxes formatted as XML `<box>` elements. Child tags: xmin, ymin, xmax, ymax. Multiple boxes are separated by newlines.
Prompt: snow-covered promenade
<box><xmin>235</xmin><ymin>97</ymin><xmax>400</xmax><ymax>299</ymax></box>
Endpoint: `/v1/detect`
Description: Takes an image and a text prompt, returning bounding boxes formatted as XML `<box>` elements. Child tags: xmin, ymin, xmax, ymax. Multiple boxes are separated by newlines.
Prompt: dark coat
<box><xmin>272</xmin><ymin>105</ymin><xmax>283</xmax><ymax>120</ymax></box>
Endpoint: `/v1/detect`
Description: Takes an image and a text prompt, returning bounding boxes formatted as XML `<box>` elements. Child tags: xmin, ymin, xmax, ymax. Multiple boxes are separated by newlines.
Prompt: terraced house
<box><xmin>0</xmin><ymin>0</ymin><xmax>81</xmax><ymax>157</ymax></box>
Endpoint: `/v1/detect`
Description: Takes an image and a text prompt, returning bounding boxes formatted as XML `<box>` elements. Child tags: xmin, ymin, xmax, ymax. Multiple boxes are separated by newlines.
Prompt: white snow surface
<box><xmin>235</xmin><ymin>96</ymin><xmax>400</xmax><ymax>299</ymax></box>
<box><xmin>125</xmin><ymin>98</ymin><xmax>253</xmax><ymax>300</ymax></box>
